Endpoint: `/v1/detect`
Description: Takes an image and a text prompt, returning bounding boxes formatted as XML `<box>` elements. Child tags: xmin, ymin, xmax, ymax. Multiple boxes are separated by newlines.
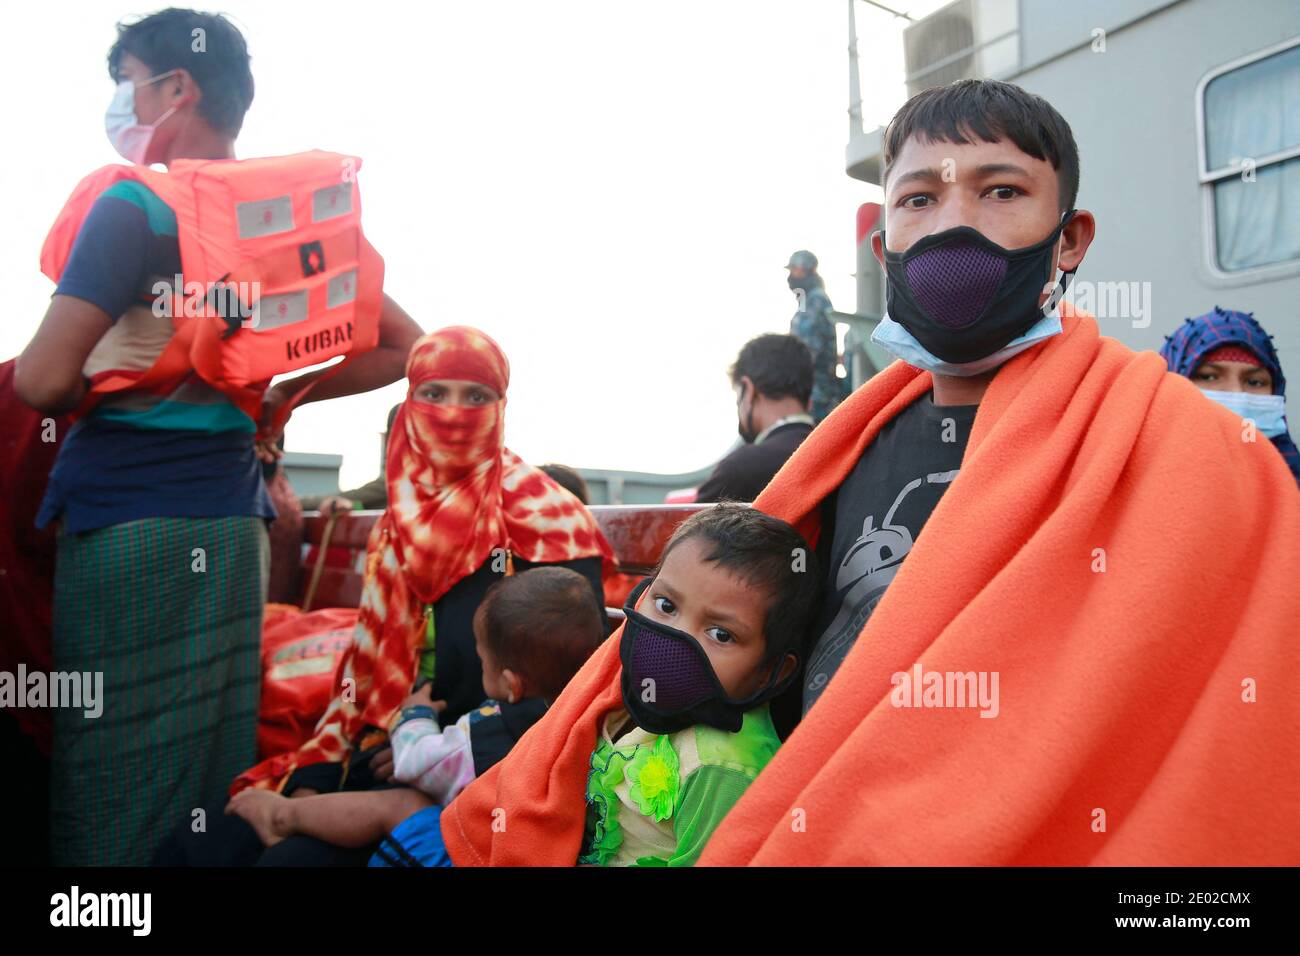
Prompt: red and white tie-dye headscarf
<box><xmin>234</xmin><ymin>326</ymin><xmax>613</xmax><ymax>792</ymax></box>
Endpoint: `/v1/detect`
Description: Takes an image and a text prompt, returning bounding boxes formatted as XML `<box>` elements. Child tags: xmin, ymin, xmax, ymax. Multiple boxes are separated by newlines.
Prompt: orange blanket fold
<box><xmin>441</xmin><ymin>310</ymin><xmax>1300</xmax><ymax>866</ymax></box>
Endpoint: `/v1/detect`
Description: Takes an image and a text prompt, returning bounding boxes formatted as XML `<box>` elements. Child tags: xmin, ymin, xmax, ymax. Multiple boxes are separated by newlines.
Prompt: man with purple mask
<box><xmin>799</xmin><ymin>80</ymin><xmax>1096</xmax><ymax>715</ymax></box>
<box><xmin>667</xmin><ymin>79</ymin><xmax>1300</xmax><ymax>868</ymax></box>
<box><xmin>787</xmin><ymin>79</ymin><xmax>1299</xmax><ymax>723</ymax></box>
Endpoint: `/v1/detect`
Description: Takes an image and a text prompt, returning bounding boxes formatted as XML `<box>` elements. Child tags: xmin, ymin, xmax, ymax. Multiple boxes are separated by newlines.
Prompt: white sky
<box><xmin>6</xmin><ymin>0</ymin><xmax>947</xmax><ymax>487</ymax></box>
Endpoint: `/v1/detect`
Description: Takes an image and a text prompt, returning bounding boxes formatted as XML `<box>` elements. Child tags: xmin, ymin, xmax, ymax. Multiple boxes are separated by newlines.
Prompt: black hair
<box><xmin>539</xmin><ymin>463</ymin><xmax>591</xmax><ymax>505</ymax></box>
<box><xmin>656</xmin><ymin>504</ymin><xmax>822</xmax><ymax>665</ymax></box>
<box><xmin>883</xmin><ymin>79</ymin><xmax>1079</xmax><ymax>212</ymax></box>
<box><xmin>108</xmin><ymin>8</ymin><xmax>254</xmax><ymax>138</ymax></box>
<box><xmin>728</xmin><ymin>333</ymin><xmax>814</xmax><ymax>406</ymax></box>
<box><xmin>476</xmin><ymin>567</ymin><xmax>606</xmax><ymax>702</ymax></box>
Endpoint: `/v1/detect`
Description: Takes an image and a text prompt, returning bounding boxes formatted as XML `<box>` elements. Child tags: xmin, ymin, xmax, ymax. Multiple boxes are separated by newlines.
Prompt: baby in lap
<box><xmin>227</xmin><ymin>566</ymin><xmax>606</xmax><ymax>863</ymax></box>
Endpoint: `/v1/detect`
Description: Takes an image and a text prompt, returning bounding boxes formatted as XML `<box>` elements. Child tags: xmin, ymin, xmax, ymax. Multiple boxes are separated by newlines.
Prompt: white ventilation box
<box><xmin>903</xmin><ymin>0</ymin><xmax>1020</xmax><ymax>95</ymax></box>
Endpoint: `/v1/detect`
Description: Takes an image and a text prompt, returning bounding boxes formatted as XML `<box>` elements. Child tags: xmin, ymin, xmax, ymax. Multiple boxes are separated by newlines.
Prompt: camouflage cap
<box><xmin>786</xmin><ymin>249</ymin><xmax>818</xmax><ymax>271</ymax></box>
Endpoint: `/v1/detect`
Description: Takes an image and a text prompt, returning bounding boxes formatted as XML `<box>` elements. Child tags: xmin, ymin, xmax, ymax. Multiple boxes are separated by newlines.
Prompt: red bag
<box><xmin>257</xmin><ymin>605</ymin><xmax>358</xmax><ymax>760</ymax></box>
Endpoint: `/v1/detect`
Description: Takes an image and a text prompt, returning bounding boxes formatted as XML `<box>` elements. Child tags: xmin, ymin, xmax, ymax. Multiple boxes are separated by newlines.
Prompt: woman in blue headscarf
<box><xmin>1160</xmin><ymin>306</ymin><xmax>1300</xmax><ymax>486</ymax></box>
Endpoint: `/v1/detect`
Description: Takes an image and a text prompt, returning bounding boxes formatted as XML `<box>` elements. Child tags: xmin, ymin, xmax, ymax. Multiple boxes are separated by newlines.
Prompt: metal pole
<box><xmin>848</xmin><ymin>0</ymin><xmax>863</xmax><ymax>140</ymax></box>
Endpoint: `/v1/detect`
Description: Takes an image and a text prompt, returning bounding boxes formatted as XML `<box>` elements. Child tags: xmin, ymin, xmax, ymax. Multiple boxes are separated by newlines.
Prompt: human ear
<box><xmin>155</xmin><ymin>68</ymin><xmax>191</xmax><ymax>110</ymax></box>
<box><xmin>870</xmin><ymin>229</ymin><xmax>886</xmax><ymax>270</ymax></box>
<box><xmin>178</xmin><ymin>69</ymin><xmax>201</xmax><ymax>108</ymax></box>
<box><xmin>739</xmin><ymin>376</ymin><xmax>755</xmax><ymax>406</ymax></box>
<box><xmin>1056</xmin><ymin>209</ymin><xmax>1095</xmax><ymax>273</ymax></box>
<box><xmin>775</xmin><ymin>653</ymin><xmax>798</xmax><ymax>685</ymax></box>
<box><xmin>502</xmin><ymin>669</ymin><xmax>524</xmax><ymax>705</ymax></box>
<box><xmin>761</xmin><ymin>653</ymin><xmax>797</xmax><ymax>687</ymax></box>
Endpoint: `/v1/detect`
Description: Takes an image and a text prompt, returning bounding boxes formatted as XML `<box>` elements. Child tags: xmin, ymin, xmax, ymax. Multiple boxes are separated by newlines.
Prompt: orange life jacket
<box><xmin>40</xmin><ymin>150</ymin><xmax>384</xmax><ymax>429</ymax></box>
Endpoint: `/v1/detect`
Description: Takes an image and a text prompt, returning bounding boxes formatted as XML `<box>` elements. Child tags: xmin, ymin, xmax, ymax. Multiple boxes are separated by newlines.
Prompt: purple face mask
<box><xmin>881</xmin><ymin>212</ymin><xmax>1075</xmax><ymax>364</ymax></box>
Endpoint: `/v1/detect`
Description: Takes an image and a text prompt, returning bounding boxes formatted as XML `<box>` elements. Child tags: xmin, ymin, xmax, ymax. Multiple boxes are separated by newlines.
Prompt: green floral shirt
<box><xmin>577</xmin><ymin>705</ymin><xmax>780</xmax><ymax>867</ymax></box>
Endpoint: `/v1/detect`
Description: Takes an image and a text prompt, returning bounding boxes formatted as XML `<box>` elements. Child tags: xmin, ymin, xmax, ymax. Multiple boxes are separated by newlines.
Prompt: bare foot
<box><xmin>226</xmin><ymin>789</ymin><xmax>296</xmax><ymax>847</ymax></box>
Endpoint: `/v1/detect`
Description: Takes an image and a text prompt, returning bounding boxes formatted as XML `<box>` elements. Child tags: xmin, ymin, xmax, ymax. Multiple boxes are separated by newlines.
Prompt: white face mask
<box><xmin>1199</xmin><ymin>389</ymin><xmax>1288</xmax><ymax>438</ymax></box>
<box><xmin>105</xmin><ymin>71</ymin><xmax>180</xmax><ymax>165</ymax></box>
<box><xmin>870</xmin><ymin>305</ymin><xmax>1064</xmax><ymax>378</ymax></box>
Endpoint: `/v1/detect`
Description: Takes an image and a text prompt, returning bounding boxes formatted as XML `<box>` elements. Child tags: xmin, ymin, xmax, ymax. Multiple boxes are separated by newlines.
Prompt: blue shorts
<box><xmin>368</xmin><ymin>805</ymin><xmax>455</xmax><ymax>868</ymax></box>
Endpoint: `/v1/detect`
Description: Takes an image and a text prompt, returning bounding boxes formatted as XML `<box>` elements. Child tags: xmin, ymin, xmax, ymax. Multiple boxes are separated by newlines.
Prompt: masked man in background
<box><xmin>695</xmin><ymin>333</ymin><xmax>815</xmax><ymax>504</ymax></box>
<box><xmin>786</xmin><ymin>250</ymin><xmax>842</xmax><ymax>423</ymax></box>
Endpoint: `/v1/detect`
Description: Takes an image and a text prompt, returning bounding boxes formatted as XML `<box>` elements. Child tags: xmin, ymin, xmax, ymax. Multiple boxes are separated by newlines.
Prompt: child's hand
<box><xmin>371</xmin><ymin>746</ymin><xmax>394</xmax><ymax>782</ymax></box>
<box><xmin>400</xmin><ymin>683</ymin><xmax>436</xmax><ymax>711</ymax></box>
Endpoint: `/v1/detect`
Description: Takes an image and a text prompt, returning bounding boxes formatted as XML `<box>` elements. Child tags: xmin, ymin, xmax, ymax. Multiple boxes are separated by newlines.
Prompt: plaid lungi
<box><xmin>49</xmin><ymin>516</ymin><xmax>267</xmax><ymax>866</ymax></box>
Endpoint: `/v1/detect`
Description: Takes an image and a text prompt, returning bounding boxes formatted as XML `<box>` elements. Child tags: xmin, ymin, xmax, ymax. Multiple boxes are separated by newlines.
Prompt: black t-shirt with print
<box><xmin>801</xmin><ymin>392</ymin><xmax>978</xmax><ymax>716</ymax></box>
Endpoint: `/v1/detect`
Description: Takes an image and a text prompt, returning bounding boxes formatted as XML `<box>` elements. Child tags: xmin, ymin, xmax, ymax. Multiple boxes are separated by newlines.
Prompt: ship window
<box><xmin>1198</xmin><ymin>38</ymin><xmax>1300</xmax><ymax>275</ymax></box>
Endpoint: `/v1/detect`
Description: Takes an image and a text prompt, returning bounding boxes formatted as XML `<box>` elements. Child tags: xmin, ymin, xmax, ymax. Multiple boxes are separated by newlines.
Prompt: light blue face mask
<box><xmin>1199</xmin><ymin>389</ymin><xmax>1288</xmax><ymax>438</ymax></box>
<box><xmin>870</xmin><ymin>307</ymin><xmax>1063</xmax><ymax>378</ymax></box>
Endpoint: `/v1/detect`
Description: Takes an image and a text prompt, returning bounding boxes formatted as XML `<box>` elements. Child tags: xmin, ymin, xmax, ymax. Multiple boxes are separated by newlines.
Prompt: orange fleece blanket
<box><xmin>441</xmin><ymin>310</ymin><xmax>1300</xmax><ymax>866</ymax></box>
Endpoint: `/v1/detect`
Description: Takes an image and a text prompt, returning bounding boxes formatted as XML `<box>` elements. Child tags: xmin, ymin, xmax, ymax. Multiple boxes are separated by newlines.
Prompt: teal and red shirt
<box><xmin>37</xmin><ymin>181</ymin><xmax>274</xmax><ymax>534</ymax></box>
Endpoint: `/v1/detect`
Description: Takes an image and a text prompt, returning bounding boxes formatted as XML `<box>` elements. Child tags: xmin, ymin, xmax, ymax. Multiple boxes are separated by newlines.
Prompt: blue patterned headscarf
<box><xmin>1160</xmin><ymin>306</ymin><xmax>1299</xmax><ymax>484</ymax></box>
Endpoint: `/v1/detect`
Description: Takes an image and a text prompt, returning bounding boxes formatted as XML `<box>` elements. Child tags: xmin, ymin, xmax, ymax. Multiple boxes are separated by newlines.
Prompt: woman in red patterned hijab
<box><xmin>234</xmin><ymin>326</ymin><xmax>613</xmax><ymax>796</ymax></box>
